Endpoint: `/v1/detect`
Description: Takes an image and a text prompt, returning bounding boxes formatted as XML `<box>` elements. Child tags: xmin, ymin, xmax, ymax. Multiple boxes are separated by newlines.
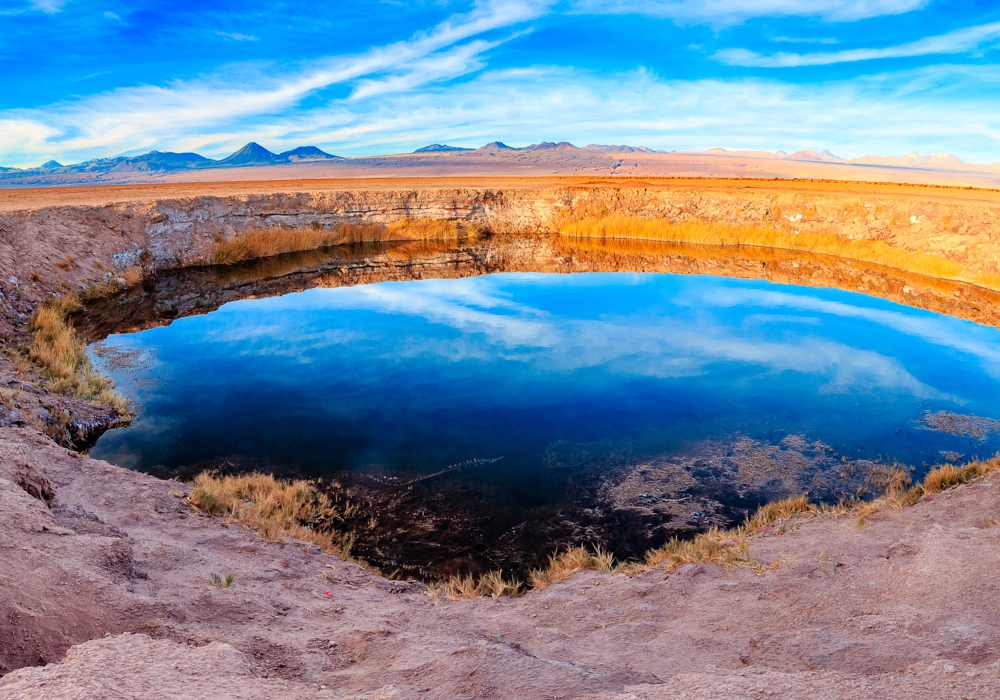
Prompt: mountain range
<box><xmin>3</xmin><ymin>141</ymin><xmax>999</xmax><ymax>189</ymax></box>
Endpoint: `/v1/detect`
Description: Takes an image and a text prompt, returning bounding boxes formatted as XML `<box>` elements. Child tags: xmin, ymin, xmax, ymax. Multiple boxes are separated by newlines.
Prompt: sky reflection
<box><xmin>90</xmin><ymin>272</ymin><xmax>1000</xmax><ymax>481</ymax></box>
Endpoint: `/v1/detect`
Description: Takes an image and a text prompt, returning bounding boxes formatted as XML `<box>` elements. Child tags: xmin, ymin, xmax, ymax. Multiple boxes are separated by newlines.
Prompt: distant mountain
<box><xmin>104</xmin><ymin>151</ymin><xmax>213</xmax><ymax>173</ymax></box>
<box><xmin>278</xmin><ymin>146</ymin><xmax>340</xmax><ymax>161</ymax></box>
<box><xmin>414</xmin><ymin>144</ymin><xmax>473</xmax><ymax>153</ymax></box>
<box><xmin>584</xmin><ymin>144</ymin><xmax>660</xmax><ymax>154</ymax></box>
<box><xmin>217</xmin><ymin>142</ymin><xmax>279</xmax><ymax>166</ymax></box>
<box><xmin>523</xmin><ymin>141</ymin><xmax>577</xmax><ymax>151</ymax></box>
<box><xmin>787</xmin><ymin>149</ymin><xmax>844</xmax><ymax>163</ymax></box>
<box><xmin>3</xmin><ymin>140</ymin><xmax>998</xmax><ymax>188</ymax></box>
<box><xmin>853</xmin><ymin>152</ymin><xmax>969</xmax><ymax>169</ymax></box>
<box><xmin>478</xmin><ymin>142</ymin><xmax>516</xmax><ymax>152</ymax></box>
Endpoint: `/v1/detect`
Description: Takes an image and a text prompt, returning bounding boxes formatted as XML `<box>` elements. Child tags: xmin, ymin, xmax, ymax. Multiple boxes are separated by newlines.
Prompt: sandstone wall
<box><xmin>2</xmin><ymin>183</ymin><xmax>1000</xmax><ymax>306</ymax></box>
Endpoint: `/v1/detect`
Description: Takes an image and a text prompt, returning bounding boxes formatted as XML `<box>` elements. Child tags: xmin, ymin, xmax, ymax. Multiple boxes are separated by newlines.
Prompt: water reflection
<box><xmin>88</xmin><ymin>272</ymin><xmax>1000</xmax><ymax>577</ymax></box>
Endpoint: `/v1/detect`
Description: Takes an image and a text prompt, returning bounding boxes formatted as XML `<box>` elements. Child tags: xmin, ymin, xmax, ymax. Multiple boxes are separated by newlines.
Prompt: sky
<box><xmin>2</xmin><ymin>0</ymin><xmax>1000</xmax><ymax>167</ymax></box>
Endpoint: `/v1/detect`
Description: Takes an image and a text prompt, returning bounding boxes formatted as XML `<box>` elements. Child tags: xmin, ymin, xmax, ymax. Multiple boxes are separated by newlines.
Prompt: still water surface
<box><xmin>88</xmin><ymin>272</ymin><xmax>1000</xmax><ymax>572</ymax></box>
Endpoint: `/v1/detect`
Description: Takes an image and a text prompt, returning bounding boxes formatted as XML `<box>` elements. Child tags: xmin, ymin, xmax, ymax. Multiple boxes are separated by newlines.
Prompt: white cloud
<box><xmin>5</xmin><ymin>60</ymin><xmax>1000</xmax><ymax>166</ymax></box>
<box><xmin>215</xmin><ymin>31</ymin><xmax>259</xmax><ymax>42</ymax></box>
<box><xmin>3</xmin><ymin>1</ymin><xmax>1000</xmax><ymax>166</ymax></box>
<box><xmin>29</xmin><ymin>0</ymin><xmax>68</xmax><ymax>13</ymax></box>
<box><xmin>573</xmin><ymin>0</ymin><xmax>927</xmax><ymax>24</ymax></box>
<box><xmin>0</xmin><ymin>0</ymin><xmax>544</xmax><ymax>164</ymax></box>
<box><xmin>717</xmin><ymin>21</ymin><xmax>1000</xmax><ymax>67</ymax></box>
<box><xmin>349</xmin><ymin>38</ymin><xmax>502</xmax><ymax>100</ymax></box>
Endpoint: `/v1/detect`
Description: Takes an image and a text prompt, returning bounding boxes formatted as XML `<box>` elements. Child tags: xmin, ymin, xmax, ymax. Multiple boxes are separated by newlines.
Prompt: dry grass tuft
<box><xmin>210</xmin><ymin>219</ymin><xmax>471</xmax><ymax>265</ymax></box>
<box><xmin>209</xmin><ymin>572</ymin><xmax>235</xmax><ymax>589</ymax></box>
<box><xmin>211</xmin><ymin>227</ymin><xmax>346</xmax><ymax>265</ymax></box>
<box><xmin>435</xmin><ymin>570</ymin><xmax>523</xmax><ymax>600</ymax></box>
<box><xmin>188</xmin><ymin>472</ymin><xmax>355</xmax><ymax>560</ymax></box>
<box><xmin>25</xmin><ymin>295</ymin><xmax>128</xmax><ymax>414</ymax></box>
<box><xmin>641</xmin><ymin>494</ymin><xmax>816</xmax><ymax>572</ymax></box>
<box><xmin>529</xmin><ymin>545</ymin><xmax>615</xmax><ymax>590</ymax></box>
<box><xmin>884</xmin><ymin>457</ymin><xmax>1000</xmax><ymax>510</ymax></box>
<box><xmin>560</xmin><ymin>216</ymin><xmax>998</xmax><ymax>290</ymax></box>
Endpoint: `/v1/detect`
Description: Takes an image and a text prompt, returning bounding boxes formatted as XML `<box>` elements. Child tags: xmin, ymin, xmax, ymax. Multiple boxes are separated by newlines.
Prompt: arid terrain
<box><xmin>2</xmin><ymin>177</ymin><xmax>1000</xmax><ymax>698</ymax></box>
<box><xmin>5</xmin><ymin>142</ymin><xmax>1000</xmax><ymax>189</ymax></box>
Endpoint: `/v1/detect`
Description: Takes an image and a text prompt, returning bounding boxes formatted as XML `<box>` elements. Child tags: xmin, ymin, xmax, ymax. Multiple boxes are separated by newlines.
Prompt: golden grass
<box><xmin>884</xmin><ymin>456</ymin><xmax>1000</xmax><ymax>510</ymax></box>
<box><xmin>639</xmin><ymin>494</ymin><xmax>816</xmax><ymax>572</ymax></box>
<box><xmin>559</xmin><ymin>216</ymin><xmax>1000</xmax><ymax>290</ymax></box>
<box><xmin>432</xmin><ymin>570</ymin><xmax>524</xmax><ymax>601</ymax></box>
<box><xmin>188</xmin><ymin>472</ymin><xmax>355</xmax><ymax>560</ymax></box>
<box><xmin>210</xmin><ymin>219</ymin><xmax>469</xmax><ymax>265</ymax></box>
<box><xmin>529</xmin><ymin>545</ymin><xmax>615</xmax><ymax>590</ymax></box>
<box><xmin>211</xmin><ymin>227</ymin><xmax>348</xmax><ymax>265</ymax></box>
<box><xmin>25</xmin><ymin>294</ymin><xmax>129</xmax><ymax>414</ymax></box>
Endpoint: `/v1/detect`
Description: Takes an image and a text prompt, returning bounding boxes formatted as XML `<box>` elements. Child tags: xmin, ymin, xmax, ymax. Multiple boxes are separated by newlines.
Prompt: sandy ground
<box><xmin>2</xmin><ymin>424</ymin><xmax>1000</xmax><ymax>699</ymax></box>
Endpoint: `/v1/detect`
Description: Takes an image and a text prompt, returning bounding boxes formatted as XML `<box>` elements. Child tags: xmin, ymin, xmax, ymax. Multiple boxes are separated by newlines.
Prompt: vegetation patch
<box><xmin>21</xmin><ymin>294</ymin><xmax>128</xmax><ymax>414</ymax></box>
<box><xmin>209</xmin><ymin>573</ymin><xmax>235</xmax><ymax>589</ymax></box>
<box><xmin>885</xmin><ymin>456</ymin><xmax>1000</xmax><ymax>509</ymax></box>
<box><xmin>560</xmin><ymin>216</ymin><xmax>1000</xmax><ymax>290</ymax></box>
<box><xmin>529</xmin><ymin>545</ymin><xmax>615</xmax><ymax>590</ymax></box>
<box><xmin>427</xmin><ymin>570</ymin><xmax>524</xmax><ymax>603</ymax></box>
<box><xmin>210</xmin><ymin>219</ymin><xmax>470</xmax><ymax>265</ymax></box>
<box><xmin>188</xmin><ymin>472</ymin><xmax>356</xmax><ymax>561</ymax></box>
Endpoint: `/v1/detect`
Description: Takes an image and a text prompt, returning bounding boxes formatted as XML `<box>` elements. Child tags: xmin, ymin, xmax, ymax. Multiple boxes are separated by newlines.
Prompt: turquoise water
<box><xmin>88</xmin><ymin>272</ymin><xmax>1000</xmax><ymax>569</ymax></box>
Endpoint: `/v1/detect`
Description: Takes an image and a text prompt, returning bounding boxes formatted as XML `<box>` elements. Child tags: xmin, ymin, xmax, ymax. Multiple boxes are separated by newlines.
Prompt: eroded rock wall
<box><xmin>2</xmin><ymin>184</ymin><xmax>1000</xmax><ymax>308</ymax></box>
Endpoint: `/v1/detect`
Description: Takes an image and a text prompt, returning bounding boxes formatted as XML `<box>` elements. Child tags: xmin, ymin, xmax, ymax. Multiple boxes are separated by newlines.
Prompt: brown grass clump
<box><xmin>210</xmin><ymin>219</ymin><xmax>470</xmax><ymax>265</ymax></box>
<box><xmin>529</xmin><ymin>545</ymin><xmax>615</xmax><ymax>589</ymax></box>
<box><xmin>188</xmin><ymin>472</ymin><xmax>355</xmax><ymax>560</ymax></box>
<box><xmin>560</xmin><ymin>216</ymin><xmax>998</xmax><ymax>290</ymax></box>
<box><xmin>641</xmin><ymin>494</ymin><xmax>816</xmax><ymax>572</ymax></box>
<box><xmin>25</xmin><ymin>294</ymin><xmax>128</xmax><ymax>414</ymax></box>
<box><xmin>211</xmin><ymin>227</ymin><xmax>346</xmax><ymax>265</ymax></box>
<box><xmin>433</xmin><ymin>570</ymin><xmax>524</xmax><ymax>600</ymax></box>
<box><xmin>885</xmin><ymin>457</ymin><xmax>1000</xmax><ymax>510</ymax></box>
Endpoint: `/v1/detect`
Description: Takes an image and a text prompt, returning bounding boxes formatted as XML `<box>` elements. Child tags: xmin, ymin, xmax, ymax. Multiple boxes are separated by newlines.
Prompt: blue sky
<box><xmin>3</xmin><ymin>0</ymin><xmax>1000</xmax><ymax>167</ymax></box>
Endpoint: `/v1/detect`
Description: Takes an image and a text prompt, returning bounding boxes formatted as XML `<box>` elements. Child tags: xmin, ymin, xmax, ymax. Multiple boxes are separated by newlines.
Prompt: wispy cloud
<box><xmin>770</xmin><ymin>36</ymin><xmax>840</xmax><ymax>45</ymax></box>
<box><xmin>29</xmin><ymin>0</ymin><xmax>68</xmax><ymax>13</ymax></box>
<box><xmin>717</xmin><ymin>21</ymin><xmax>1000</xmax><ymax>67</ymax></box>
<box><xmin>573</xmin><ymin>0</ymin><xmax>927</xmax><ymax>24</ymax></box>
<box><xmin>215</xmin><ymin>31</ymin><xmax>259</xmax><ymax>42</ymax></box>
<box><xmin>349</xmin><ymin>37</ymin><xmax>504</xmax><ymax>100</ymax></box>
<box><xmin>3</xmin><ymin>1</ymin><xmax>1000</xmax><ymax>166</ymax></box>
<box><xmin>0</xmin><ymin>0</ymin><xmax>545</xmax><ymax>164</ymax></box>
